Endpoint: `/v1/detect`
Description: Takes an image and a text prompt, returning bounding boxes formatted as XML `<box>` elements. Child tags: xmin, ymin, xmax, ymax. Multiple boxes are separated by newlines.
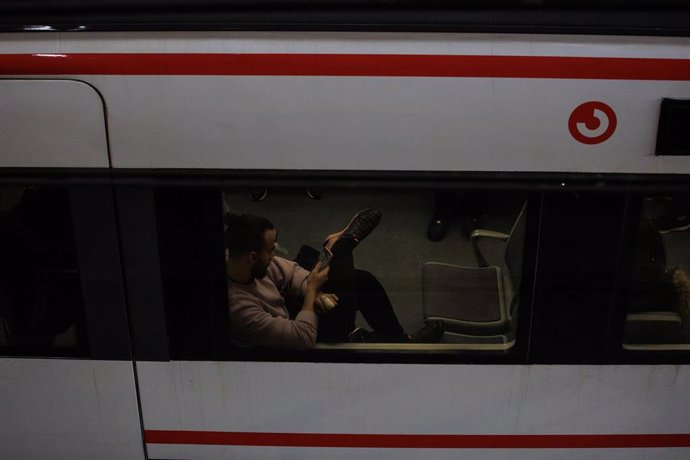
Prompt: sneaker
<box><xmin>410</xmin><ymin>320</ymin><xmax>445</xmax><ymax>343</ymax></box>
<box><xmin>347</xmin><ymin>327</ymin><xmax>372</xmax><ymax>343</ymax></box>
<box><xmin>324</xmin><ymin>208</ymin><xmax>382</xmax><ymax>250</ymax></box>
<box><xmin>653</xmin><ymin>211</ymin><xmax>690</xmax><ymax>234</ymax></box>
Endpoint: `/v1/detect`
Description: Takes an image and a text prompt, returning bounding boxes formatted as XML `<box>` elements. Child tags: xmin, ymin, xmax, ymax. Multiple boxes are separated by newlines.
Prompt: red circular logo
<box><xmin>568</xmin><ymin>101</ymin><xmax>617</xmax><ymax>145</ymax></box>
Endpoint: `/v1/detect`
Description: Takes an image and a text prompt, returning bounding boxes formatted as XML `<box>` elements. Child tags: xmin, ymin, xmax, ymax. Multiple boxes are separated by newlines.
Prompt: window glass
<box><xmin>219</xmin><ymin>187</ymin><xmax>529</xmax><ymax>354</ymax></box>
<box><xmin>0</xmin><ymin>186</ymin><xmax>87</xmax><ymax>356</ymax></box>
<box><xmin>155</xmin><ymin>185</ymin><xmax>532</xmax><ymax>360</ymax></box>
<box><xmin>623</xmin><ymin>194</ymin><xmax>690</xmax><ymax>350</ymax></box>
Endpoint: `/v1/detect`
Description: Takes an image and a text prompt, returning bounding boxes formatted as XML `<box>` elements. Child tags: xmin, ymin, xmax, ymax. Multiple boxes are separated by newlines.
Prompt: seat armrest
<box><xmin>470</xmin><ymin>229</ymin><xmax>509</xmax><ymax>267</ymax></box>
<box><xmin>624</xmin><ymin>311</ymin><xmax>684</xmax><ymax>344</ymax></box>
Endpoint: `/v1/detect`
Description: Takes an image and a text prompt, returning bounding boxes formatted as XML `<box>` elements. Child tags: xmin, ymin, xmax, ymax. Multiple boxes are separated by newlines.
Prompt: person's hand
<box><xmin>307</xmin><ymin>261</ymin><xmax>330</xmax><ymax>294</ymax></box>
<box><xmin>315</xmin><ymin>293</ymin><xmax>339</xmax><ymax>315</ymax></box>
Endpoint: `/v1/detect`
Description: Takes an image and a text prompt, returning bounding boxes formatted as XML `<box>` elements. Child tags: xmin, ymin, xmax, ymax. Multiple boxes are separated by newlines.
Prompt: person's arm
<box><xmin>272</xmin><ymin>256</ymin><xmax>337</xmax><ymax>313</ymax></box>
<box><xmin>302</xmin><ymin>260</ymin><xmax>329</xmax><ymax>314</ymax></box>
<box><xmin>230</xmin><ymin>299</ymin><xmax>318</xmax><ymax>351</ymax></box>
<box><xmin>230</xmin><ymin>262</ymin><xmax>330</xmax><ymax>350</ymax></box>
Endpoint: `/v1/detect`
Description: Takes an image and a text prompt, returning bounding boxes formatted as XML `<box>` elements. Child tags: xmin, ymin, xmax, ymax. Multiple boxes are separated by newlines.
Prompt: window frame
<box><xmin>137</xmin><ymin>176</ymin><xmax>542</xmax><ymax>365</ymax></box>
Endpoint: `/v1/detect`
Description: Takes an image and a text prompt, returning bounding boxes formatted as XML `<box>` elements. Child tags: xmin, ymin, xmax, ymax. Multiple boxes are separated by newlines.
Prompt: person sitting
<box><xmin>225</xmin><ymin>209</ymin><xmax>444</xmax><ymax>350</ymax></box>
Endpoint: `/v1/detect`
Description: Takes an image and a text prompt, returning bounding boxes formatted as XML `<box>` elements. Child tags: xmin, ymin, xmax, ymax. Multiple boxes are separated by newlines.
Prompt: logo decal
<box><xmin>568</xmin><ymin>101</ymin><xmax>617</xmax><ymax>145</ymax></box>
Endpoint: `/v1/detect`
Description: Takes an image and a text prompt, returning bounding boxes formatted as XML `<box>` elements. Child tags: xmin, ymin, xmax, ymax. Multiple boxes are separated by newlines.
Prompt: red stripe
<box><xmin>0</xmin><ymin>53</ymin><xmax>689</xmax><ymax>80</ymax></box>
<box><xmin>144</xmin><ymin>430</ymin><xmax>690</xmax><ymax>448</ymax></box>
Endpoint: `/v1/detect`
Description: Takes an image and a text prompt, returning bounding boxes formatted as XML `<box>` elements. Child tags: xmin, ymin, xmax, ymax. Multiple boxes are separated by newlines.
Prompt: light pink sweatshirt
<box><xmin>228</xmin><ymin>257</ymin><xmax>317</xmax><ymax>350</ymax></box>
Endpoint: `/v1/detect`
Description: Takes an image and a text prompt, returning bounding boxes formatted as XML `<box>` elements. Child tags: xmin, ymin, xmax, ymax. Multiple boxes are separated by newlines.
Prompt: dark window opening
<box><xmin>0</xmin><ymin>186</ymin><xmax>88</xmax><ymax>357</ymax></box>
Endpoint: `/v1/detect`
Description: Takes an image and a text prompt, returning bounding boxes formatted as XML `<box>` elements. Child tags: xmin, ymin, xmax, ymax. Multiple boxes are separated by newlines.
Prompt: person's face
<box><xmin>251</xmin><ymin>228</ymin><xmax>277</xmax><ymax>279</ymax></box>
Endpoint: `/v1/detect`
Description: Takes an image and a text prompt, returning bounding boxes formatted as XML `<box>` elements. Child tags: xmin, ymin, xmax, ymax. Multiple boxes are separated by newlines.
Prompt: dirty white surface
<box><xmin>140</xmin><ymin>361</ymin><xmax>690</xmax><ymax>459</ymax></box>
<box><xmin>0</xmin><ymin>358</ymin><xmax>144</xmax><ymax>459</ymax></box>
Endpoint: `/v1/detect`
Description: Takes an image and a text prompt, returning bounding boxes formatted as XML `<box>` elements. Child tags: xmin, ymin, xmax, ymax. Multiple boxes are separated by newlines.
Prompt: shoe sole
<box><xmin>324</xmin><ymin>208</ymin><xmax>381</xmax><ymax>247</ymax></box>
<box><xmin>657</xmin><ymin>222</ymin><xmax>690</xmax><ymax>234</ymax></box>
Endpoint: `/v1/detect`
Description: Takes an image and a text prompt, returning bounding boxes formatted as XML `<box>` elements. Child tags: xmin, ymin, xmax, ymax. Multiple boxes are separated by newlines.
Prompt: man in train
<box><xmin>224</xmin><ymin>209</ymin><xmax>444</xmax><ymax>350</ymax></box>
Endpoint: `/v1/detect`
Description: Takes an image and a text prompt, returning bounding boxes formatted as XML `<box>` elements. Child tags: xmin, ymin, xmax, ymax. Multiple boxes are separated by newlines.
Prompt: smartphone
<box><xmin>318</xmin><ymin>247</ymin><xmax>333</xmax><ymax>267</ymax></box>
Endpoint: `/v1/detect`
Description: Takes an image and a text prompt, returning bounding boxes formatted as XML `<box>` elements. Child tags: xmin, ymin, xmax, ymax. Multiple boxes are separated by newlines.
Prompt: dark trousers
<box><xmin>292</xmin><ymin>242</ymin><xmax>407</xmax><ymax>342</ymax></box>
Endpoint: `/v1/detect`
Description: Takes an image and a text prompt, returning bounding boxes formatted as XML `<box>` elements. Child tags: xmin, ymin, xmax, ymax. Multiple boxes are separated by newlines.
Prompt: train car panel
<box><xmin>0</xmin><ymin>359</ymin><xmax>144</xmax><ymax>460</ymax></box>
<box><xmin>1</xmin><ymin>12</ymin><xmax>689</xmax><ymax>458</ymax></box>
<box><xmin>1</xmin><ymin>32</ymin><xmax>688</xmax><ymax>173</ymax></box>
<box><xmin>1</xmin><ymin>32</ymin><xmax>688</xmax><ymax>59</ymax></box>
<box><xmin>139</xmin><ymin>361</ymin><xmax>690</xmax><ymax>459</ymax></box>
<box><xmin>91</xmin><ymin>76</ymin><xmax>684</xmax><ymax>173</ymax></box>
<box><xmin>0</xmin><ymin>79</ymin><xmax>109</xmax><ymax>168</ymax></box>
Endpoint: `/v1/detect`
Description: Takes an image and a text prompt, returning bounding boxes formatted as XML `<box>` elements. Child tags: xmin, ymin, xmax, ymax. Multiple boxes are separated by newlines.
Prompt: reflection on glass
<box><xmin>624</xmin><ymin>195</ymin><xmax>690</xmax><ymax>349</ymax></box>
<box><xmin>221</xmin><ymin>188</ymin><xmax>527</xmax><ymax>352</ymax></box>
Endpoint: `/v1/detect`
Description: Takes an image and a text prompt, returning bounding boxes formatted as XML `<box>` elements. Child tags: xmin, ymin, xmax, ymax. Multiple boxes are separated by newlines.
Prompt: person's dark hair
<box><xmin>224</xmin><ymin>213</ymin><xmax>275</xmax><ymax>256</ymax></box>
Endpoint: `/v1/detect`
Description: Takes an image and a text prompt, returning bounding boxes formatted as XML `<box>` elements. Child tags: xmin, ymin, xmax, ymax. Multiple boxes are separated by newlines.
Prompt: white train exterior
<box><xmin>1</xmin><ymin>28</ymin><xmax>689</xmax><ymax>460</ymax></box>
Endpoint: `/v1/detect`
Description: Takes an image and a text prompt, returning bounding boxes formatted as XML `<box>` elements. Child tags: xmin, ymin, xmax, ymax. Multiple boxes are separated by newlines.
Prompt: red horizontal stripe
<box><xmin>145</xmin><ymin>430</ymin><xmax>690</xmax><ymax>449</ymax></box>
<box><xmin>0</xmin><ymin>53</ymin><xmax>689</xmax><ymax>80</ymax></box>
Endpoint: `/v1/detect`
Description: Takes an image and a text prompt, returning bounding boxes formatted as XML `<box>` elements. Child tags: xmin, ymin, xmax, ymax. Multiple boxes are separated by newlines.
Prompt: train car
<box><xmin>1</xmin><ymin>1</ymin><xmax>690</xmax><ymax>458</ymax></box>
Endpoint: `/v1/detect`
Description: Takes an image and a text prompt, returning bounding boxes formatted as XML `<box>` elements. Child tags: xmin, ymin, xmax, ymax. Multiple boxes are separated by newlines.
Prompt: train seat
<box><xmin>422</xmin><ymin>201</ymin><xmax>527</xmax><ymax>338</ymax></box>
<box><xmin>624</xmin><ymin>311</ymin><xmax>684</xmax><ymax>344</ymax></box>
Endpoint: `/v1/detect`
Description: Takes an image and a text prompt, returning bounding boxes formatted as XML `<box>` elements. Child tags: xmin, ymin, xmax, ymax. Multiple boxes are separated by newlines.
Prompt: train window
<box><xmin>0</xmin><ymin>186</ymin><xmax>88</xmax><ymax>356</ymax></box>
<box><xmin>153</xmin><ymin>186</ymin><xmax>533</xmax><ymax>360</ymax></box>
<box><xmin>143</xmin><ymin>185</ymin><xmax>533</xmax><ymax>362</ymax></box>
<box><xmin>223</xmin><ymin>188</ymin><xmax>521</xmax><ymax>353</ymax></box>
<box><xmin>622</xmin><ymin>194</ymin><xmax>690</xmax><ymax>351</ymax></box>
<box><xmin>219</xmin><ymin>188</ymin><xmax>531</xmax><ymax>356</ymax></box>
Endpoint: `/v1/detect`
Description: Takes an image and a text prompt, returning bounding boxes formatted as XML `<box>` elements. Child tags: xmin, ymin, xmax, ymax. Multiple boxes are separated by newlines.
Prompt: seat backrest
<box><xmin>504</xmin><ymin>201</ymin><xmax>528</xmax><ymax>317</ymax></box>
<box><xmin>422</xmin><ymin>263</ymin><xmax>504</xmax><ymax>323</ymax></box>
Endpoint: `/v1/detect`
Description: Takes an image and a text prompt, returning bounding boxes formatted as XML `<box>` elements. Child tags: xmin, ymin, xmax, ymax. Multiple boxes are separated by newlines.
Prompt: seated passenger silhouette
<box><xmin>225</xmin><ymin>209</ymin><xmax>443</xmax><ymax>350</ymax></box>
